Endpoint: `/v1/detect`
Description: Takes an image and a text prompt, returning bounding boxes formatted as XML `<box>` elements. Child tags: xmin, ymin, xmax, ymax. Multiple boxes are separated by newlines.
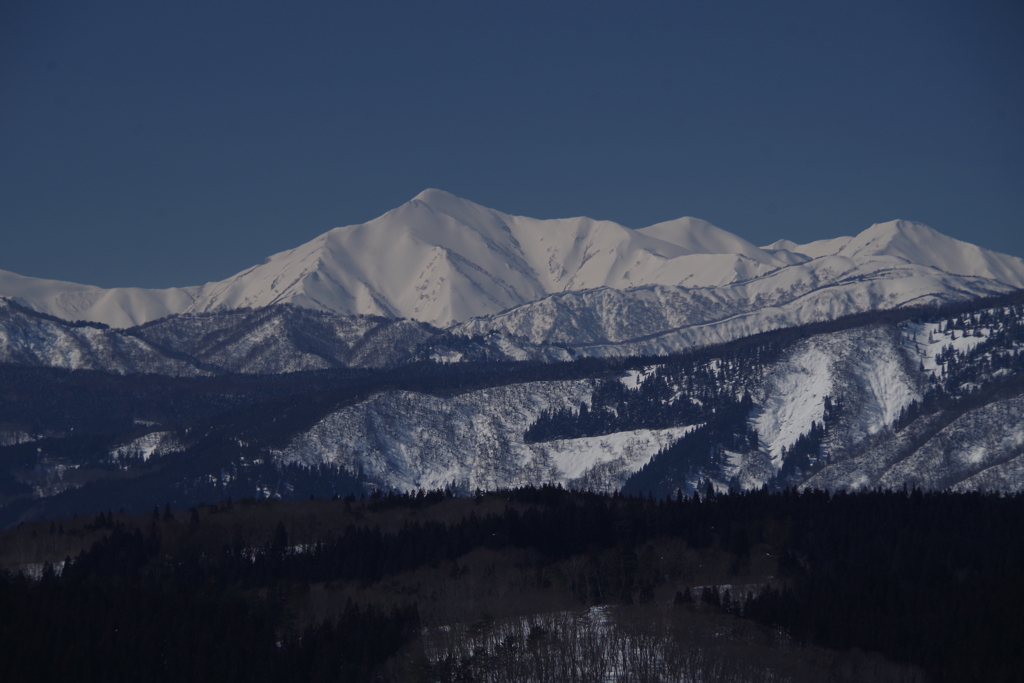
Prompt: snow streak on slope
<box><xmin>110</xmin><ymin>432</ymin><xmax>183</xmax><ymax>463</ymax></box>
<box><xmin>753</xmin><ymin>345</ymin><xmax>833</xmax><ymax>463</ymax></box>
<box><xmin>273</xmin><ymin>380</ymin><xmax>693</xmax><ymax>493</ymax></box>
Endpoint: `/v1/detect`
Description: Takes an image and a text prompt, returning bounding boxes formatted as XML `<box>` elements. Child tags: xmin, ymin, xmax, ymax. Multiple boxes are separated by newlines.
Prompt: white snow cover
<box><xmin>753</xmin><ymin>345</ymin><xmax>834</xmax><ymax>462</ymax></box>
<box><xmin>901</xmin><ymin>321</ymin><xmax>991</xmax><ymax>377</ymax></box>
<box><xmin>4</xmin><ymin>191</ymin><xmax>1023</xmax><ymax>330</ymax></box>
<box><xmin>272</xmin><ymin>379</ymin><xmax>693</xmax><ymax>493</ymax></box>
<box><xmin>182</xmin><ymin>190</ymin><xmax>793</xmax><ymax>327</ymax></box>
<box><xmin>547</xmin><ymin>427</ymin><xmax>695</xmax><ymax>481</ymax></box>
<box><xmin>110</xmin><ymin>432</ymin><xmax>182</xmax><ymax>462</ymax></box>
<box><xmin>753</xmin><ymin>327</ymin><xmax>920</xmax><ymax>466</ymax></box>
<box><xmin>0</xmin><ymin>268</ymin><xmax>198</xmax><ymax>328</ymax></box>
<box><xmin>620</xmin><ymin>366</ymin><xmax>658</xmax><ymax>390</ymax></box>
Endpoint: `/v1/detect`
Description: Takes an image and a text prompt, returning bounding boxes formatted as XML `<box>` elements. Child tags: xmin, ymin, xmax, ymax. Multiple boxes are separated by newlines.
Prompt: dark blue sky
<box><xmin>2</xmin><ymin>0</ymin><xmax>1022</xmax><ymax>288</ymax></box>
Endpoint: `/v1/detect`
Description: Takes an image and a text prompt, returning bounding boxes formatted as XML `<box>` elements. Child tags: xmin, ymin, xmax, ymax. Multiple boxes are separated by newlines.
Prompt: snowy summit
<box><xmin>2</xmin><ymin>189</ymin><xmax>1024</xmax><ymax>330</ymax></box>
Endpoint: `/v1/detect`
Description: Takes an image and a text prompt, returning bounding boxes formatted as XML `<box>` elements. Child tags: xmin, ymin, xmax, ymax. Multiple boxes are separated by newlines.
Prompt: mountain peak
<box><xmin>3</xmin><ymin>192</ymin><xmax>1024</xmax><ymax>329</ymax></box>
<box><xmin>841</xmin><ymin>219</ymin><xmax>960</xmax><ymax>257</ymax></box>
<box><xmin>853</xmin><ymin>218</ymin><xmax>938</xmax><ymax>242</ymax></box>
<box><xmin>837</xmin><ymin>220</ymin><xmax>1024</xmax><ymax>287</ymax></box>
<box><xmin>412</xmin><ymin>187</ymin><xmax>460</xmax><ymax>204</ymax></box>
<box><xmin>408</xmin><ymin>188</ymin><xmax>482</xmax><ymax>217</ymax></box>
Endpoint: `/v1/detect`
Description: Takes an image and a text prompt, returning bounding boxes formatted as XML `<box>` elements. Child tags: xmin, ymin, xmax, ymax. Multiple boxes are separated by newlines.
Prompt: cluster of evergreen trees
<box><xmin>0</xmin><ymin>522</ymin><xmax>419</xmax><ymax>683</ymax></box>
<box><xmin>2</xmin><ymin>486</ymin><xmax>1021</xmax><ymax>681</ymax></box>
<box><xmin>927</xmin><ymin>303</ymin><xmax>1024</xmax><ymax>396</ymax></box>
<box><xmin>525</xmin><ymin>347</ymin><xmax>773</xmax><ymax>444</ymax></box>
<box><xmin>622</xmin><ymin>392</ymin><xmax>759</xmax><ymax>497</ymax></box>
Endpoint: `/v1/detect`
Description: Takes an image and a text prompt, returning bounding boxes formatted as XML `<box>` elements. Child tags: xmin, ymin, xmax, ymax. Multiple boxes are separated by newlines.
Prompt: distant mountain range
<box><xmin>3</xmin><ymin>189</ymin><xmax>1024</xmax><ymax>329</ymax></box>
<box><xmin>2</xmin><ymin>191</ymin><xmax>1024</xmax><ymax>522</ymax></box>
<box><xmin>4</xmin><ymin>189</ymin><xmax>1024</xmax><ymax>368</ymax></box>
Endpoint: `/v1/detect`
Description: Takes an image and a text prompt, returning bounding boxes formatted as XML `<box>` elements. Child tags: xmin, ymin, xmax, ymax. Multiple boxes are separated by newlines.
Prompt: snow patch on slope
<box><xmin>548</xmin><ymin>426</ymin><xmax>695</xmax><ymax>480</ymax></box>
<box><xmin>110</xmin><ymin>432</ymin><xmax>182</xmax><ymax>462</ymax></box>
<box><xmin>620</xmin><ymin>366</ymin><xmax>658</xmax><ymax>390</ymax></box>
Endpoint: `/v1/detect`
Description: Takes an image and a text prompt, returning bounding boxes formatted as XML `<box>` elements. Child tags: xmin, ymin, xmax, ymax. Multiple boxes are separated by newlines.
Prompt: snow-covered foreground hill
<box><xmin>1</xmin><ymin>293</ymin><xmax>1023</xmax><ymax>524</ymax></box>
<box><xmin>273</xmin><ymin>380</ymin><xmax>694</xmax><ymax>493</ymax></box>
<box><xmin>266</xmin><ymin>296</ymin><xmax>1024</xmax><ymax>498</ymax></box>
<box><xmin>265</xmin><ymin>325</ymin><xmax>917</xmax><ymax>495</ymax></box>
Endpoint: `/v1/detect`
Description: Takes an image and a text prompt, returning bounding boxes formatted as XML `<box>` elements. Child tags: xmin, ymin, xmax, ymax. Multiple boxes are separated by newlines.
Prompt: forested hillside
<box><xmin>2</xmin><ymin>292</ymin><xmax>1024</xmax><ymax>525</ymax></box>
<box><xmin>2</xmin><ymin>487</ymin><xmax>1020</xmax><ymax>682</ymax></box>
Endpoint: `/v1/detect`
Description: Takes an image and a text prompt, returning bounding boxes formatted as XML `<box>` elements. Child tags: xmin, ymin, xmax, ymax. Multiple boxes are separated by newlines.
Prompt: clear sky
<box><xmin>2</xmin><ymin>0</ymin><xmax>1022</xmax><ymax>289</ymax></box>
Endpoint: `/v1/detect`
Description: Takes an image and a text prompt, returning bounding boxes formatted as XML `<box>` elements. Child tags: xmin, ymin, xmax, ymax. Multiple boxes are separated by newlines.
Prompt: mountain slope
<box><xmin>3</xmin><ymin>293</ymin><xmax>1023</xmax><ymax>523</ymax></box>
<box><xmin>452</xmin><ymin>255</ymin><xmax>1019</xmax><ymax>355</ymax></box>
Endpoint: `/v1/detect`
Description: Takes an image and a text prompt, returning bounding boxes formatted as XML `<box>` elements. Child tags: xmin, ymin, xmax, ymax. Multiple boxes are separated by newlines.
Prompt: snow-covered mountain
<box><xmin>5</xmin><ymin>190</ymin><xmax>1023</xmax><ymax>337</ymax></box>
<box><xmin>6</xmin><ymin>292</ymin><xmax>1022</xmax><ymax>526</ymax></box>
<box><xmin>4</xmin><ymin>191</ymin><xmax>1024</xmax><ymax>522</ymax></box>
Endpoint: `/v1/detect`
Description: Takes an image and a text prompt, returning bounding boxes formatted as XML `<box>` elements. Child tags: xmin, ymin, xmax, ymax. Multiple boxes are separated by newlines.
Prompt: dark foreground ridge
<box><xmin>1</xmin><ymin>486</ymin><xmax>1020</xmax><ymax>682</ymax></box>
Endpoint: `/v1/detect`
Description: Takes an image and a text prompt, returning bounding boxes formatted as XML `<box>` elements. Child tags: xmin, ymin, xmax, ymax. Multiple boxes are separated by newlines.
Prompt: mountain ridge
<box><xmin>5</xmin><ymin>190</ymin><xmax>1022</xmax><ymax>330</ymax></box>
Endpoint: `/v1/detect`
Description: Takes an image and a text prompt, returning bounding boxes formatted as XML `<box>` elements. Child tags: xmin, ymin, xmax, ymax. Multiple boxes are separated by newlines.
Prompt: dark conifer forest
<box><xmin>1</xmin><ymin>487</ymin><xmax>1021</xmax><ymax>682</ymax></box>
